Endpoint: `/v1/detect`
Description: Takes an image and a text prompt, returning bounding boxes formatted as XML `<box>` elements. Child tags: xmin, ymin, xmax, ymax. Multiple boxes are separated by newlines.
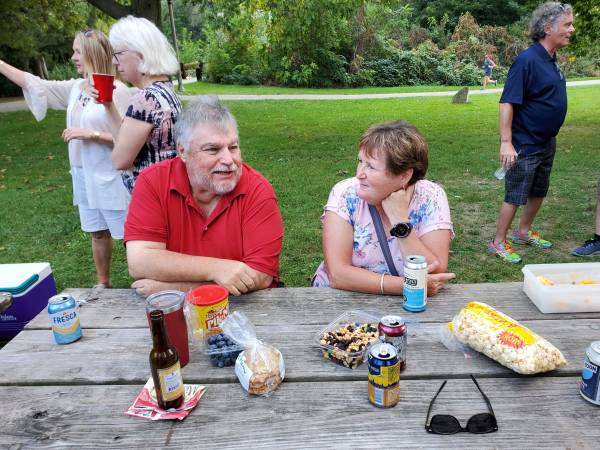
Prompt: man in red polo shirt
<box><xmin>124</xmin><ymin>96</ymin><xmax>283</xmax><ymax>297</ymax></box>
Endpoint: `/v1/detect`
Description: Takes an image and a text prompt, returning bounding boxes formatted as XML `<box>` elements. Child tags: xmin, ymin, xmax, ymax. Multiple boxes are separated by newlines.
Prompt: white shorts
<box><xmin>78</xmin><ymin>204</ymin><xmax>126</xmax><ymax>239</ymax></box>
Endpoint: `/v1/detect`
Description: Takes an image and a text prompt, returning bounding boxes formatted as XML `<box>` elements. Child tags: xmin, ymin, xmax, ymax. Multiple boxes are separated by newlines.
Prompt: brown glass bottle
<box><xmin>149</xmin><ymin>310</ymin><xmax>184</xmax><ymax>410</ymax></box>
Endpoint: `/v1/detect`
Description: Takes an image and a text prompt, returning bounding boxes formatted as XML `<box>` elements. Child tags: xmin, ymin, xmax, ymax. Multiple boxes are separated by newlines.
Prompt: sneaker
<box><xmin>511</xmin><ymin>230</ymin><xmax>552</xmax><ymax>249</ymax></box>
<box><xmin>572</xmin><ymin>238</ymin><xmax>600</xmax><ymax>256</ymax></box>
<box><xmin>487</xmin><ymin>240</ymin><xmax>522</xmax><ymax>263</ymax></box>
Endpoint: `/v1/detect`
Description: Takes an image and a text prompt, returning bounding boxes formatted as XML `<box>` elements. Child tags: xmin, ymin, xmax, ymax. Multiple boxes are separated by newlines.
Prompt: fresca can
<box><xmin>402</xmin><ymin>255</ymin><xmax>428</xmax><ymax>312</ymax></box>
<box><xmin>368</xmin><ymin>342</ymin><xmax>400</xmax><ymax>408</ymax></box>
<box><xmin>580</xmin><ymin>341</ymin><xmax>600</xmax><ymax>406</ymax></box>
<box><xmin>47</xmin><ymin>294</ymin><xmax>82</xmax><ymax>344</ymax></box>
<box><xmin>378</xmin><ymin>315</ymin><xmax>407</xmax><ymax>371</ymax></box>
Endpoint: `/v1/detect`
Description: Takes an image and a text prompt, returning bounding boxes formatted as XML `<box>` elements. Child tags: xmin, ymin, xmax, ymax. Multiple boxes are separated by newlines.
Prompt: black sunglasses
<box><xmin>425</xmin><ymin>375</ymin><xmax>498</xmax><ymax>434</ymax></box>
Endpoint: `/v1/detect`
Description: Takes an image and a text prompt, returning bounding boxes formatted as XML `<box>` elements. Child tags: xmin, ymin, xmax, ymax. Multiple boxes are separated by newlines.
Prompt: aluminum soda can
<box><xmin>580</xmin><ymin>341</ymin><xmax>600</xmax><ymax>405</ymax></box>
<box><xmin>48</xmin><ymin>294</ymin><xmax>82</xmax><ymax>344</ymax></box>
<box><xmin>378</xmin><ymin>315</ymin><xmax>407</xmax><ymax>371</ymax></box>
<box><xmin>402</xmin><ymin>255</ymin><xmax>428</xmax><ymax>312</ymax></box>
<box><xmin>368</xmin><ymin>342</ymin><xmax>400</xmax><ymax>408</ymax></box>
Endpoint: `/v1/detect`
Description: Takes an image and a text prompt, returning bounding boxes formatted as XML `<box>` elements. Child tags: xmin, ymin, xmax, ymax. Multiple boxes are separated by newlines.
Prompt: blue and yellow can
<box><xmin>368</xmin><ymin>342</ymin><xmax>400</xmax><ymax>407</ymax></box>
<box><xmin>47</xmin><ymin>294</ymin><xmax>82</xmax><ymax>344</ymax></box>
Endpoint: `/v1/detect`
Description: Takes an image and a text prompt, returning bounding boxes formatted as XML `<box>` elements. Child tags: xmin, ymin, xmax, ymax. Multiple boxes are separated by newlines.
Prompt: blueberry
<box><xmin>208</xmin><ymin>336</ymin><xmax>216</xmax><ymax>345</ymax></box>
<box><xmin>217</xmin><ymin>360</ymin><xmax>224</xmax><ymax>368</ymax></box>
<box><xmin>216</xmin><ymin>334</ymin><xmax>224</xmax><ymax>341</ymax></box>
<box><xmin>224</xmin><ymin>358</ymin><xmax>232</xmax><ymax>366</ymax></box>
<box><xmin>217</xmin><ymin>340</ymin><xmax>226</xmax><ymax>348</ymax></box>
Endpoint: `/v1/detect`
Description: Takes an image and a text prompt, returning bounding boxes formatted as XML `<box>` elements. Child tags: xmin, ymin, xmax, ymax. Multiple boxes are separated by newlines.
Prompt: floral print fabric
<box><xmin>312</xmin><ymin>177</ymin><xmax>454</xmax><ymax>286</ymax></box>
<box><xmin>122</xmin><ymin>80</ymin><xmax>182</xmax><ymax>192</ymax></box>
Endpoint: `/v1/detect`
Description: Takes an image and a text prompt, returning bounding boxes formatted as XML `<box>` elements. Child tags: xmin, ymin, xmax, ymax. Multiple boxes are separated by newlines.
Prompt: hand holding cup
<box><xmin>91</xmin><ymin>73</ymin><xmax>115</xmax><ymax>103</ymax></box>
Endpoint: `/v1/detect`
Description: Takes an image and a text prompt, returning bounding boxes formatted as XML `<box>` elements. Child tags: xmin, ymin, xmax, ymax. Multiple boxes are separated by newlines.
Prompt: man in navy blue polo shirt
<box><xmin>487</xmin><ymin>2</ymin><xmax>575</xmax><ymax>263</ymax></box>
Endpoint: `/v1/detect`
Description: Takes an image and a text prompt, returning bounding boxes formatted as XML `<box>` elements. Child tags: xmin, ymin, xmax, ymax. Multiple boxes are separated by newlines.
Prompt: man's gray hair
<box><xmin>175</xmin><ymin>96</ymin><xmax>238</xmax><ymax>151</ymax></box>
<box><xmin>529</xmin><ymin>2</ymin><xmax>573</xmax><ymax>42</ymax></box>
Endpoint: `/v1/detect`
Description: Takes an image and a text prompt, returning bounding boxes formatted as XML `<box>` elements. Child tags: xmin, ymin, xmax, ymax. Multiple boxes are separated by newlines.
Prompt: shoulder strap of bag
<box><xmin>368</xmin><ymin>204</ymin><xmax>399</xmax><ymax>276</ymax></box>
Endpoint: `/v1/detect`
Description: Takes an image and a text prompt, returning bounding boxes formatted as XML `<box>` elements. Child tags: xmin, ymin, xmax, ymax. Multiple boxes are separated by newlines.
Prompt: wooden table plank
<box><xmin>2</xmin><ymin>377</ymin><xmax>597</xmax><ymax>449</ymax></box>
<box><xmin>25</xmin><ymin>284</ymin><xmax>600</xmax><ymax>330</ymax></box>
<box><xmin>2</xmin><ymin>319</ymin><xmax>594</xmax><ymax>385</ymax></box>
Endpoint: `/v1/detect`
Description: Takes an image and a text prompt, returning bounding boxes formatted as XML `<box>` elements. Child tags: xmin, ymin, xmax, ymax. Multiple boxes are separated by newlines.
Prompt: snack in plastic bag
<box><xmin>222</xmin><ymin>311</ymin><xmax>285</xmax><ymax>395</ymax></box>
<box><xmin>443</xmin><ymin>301</ymin><xmax>567</xmax><ymax>374</ymax></box>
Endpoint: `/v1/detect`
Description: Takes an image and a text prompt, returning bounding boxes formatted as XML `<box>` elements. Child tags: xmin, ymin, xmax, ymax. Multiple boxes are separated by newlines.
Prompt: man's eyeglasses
<box><xmin>425</xmin><ymin>375</ymin><xmax>498</xmax><ymax>435</ymax></box>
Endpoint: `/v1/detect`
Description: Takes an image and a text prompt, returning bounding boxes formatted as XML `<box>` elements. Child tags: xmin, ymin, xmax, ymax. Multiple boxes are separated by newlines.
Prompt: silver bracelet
<box><xmin>380</xmin><ymin>272</ymin><xmax>387</xmax><ymax>295</ymax></box>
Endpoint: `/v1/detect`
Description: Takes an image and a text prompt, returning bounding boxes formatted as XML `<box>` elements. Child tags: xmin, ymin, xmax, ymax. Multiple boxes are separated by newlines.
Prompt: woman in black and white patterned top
<box><xmin>105</xmin><ymin>16</ymin><xmax>182</xmax><ymax>193</ymax></box>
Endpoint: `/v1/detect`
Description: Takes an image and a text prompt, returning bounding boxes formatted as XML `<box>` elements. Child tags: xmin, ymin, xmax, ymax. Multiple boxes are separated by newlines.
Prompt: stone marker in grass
<box><xmin>452</xmin><ymin>87</ymin><xmax>469</xmax><ymax>104</ymax></box>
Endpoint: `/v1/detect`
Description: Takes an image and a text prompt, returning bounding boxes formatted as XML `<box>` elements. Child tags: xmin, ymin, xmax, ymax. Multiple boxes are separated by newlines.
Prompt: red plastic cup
<box><xmin>146</xmin><ymin>290</ymin><xmax>189</xmax><ymax>367</ymax></box>
<box><xmin>92</xmin><ymin>73</ymin><xmax>114</xmax><ymax>103</ymax></box>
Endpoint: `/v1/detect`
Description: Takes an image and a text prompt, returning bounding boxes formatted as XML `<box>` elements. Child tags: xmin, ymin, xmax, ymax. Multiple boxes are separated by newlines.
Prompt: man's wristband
<box><xmin>89</xmin><ymin>131</ymin><xmax>100</xmax><ymax>140</ymax></box>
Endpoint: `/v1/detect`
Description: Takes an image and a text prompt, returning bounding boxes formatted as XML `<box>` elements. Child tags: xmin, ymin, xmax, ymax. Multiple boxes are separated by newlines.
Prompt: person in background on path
<box><xmin>105</xmin><ymin>15</ymin><xmax>182</xmax><ymax>193</ymax></box>
<box><xmin>312</xmin><ymin>120</ymin><xmax>455</xmax><ymax>296</ymax></box>
<box><xmin>572</xmin><ymin>178</ymin><xmax>600</xmax><ymax>256</ymax></box>
<box><xmin>487</xmin><ymin>2</ymin><xmax>574</xmax><ymax>264</ymax></box>
<box><xmin>0</xmin><ymin>30</ymin><xmax>131</xmax><ymax>289</ymax></box>
<box><xmin>487</xmin><ymin>2</ymin><xmax>575</xmax><ymax>263</ymax></box>
<box><xmin>482</xmin><ymin>54</ymin><xmax>497</xmax><ymax>89</ymax></box>
<box><xmin>124</xmin><ymin>96</ymin><xmax>284</xmax><ymax>298</ymax></box>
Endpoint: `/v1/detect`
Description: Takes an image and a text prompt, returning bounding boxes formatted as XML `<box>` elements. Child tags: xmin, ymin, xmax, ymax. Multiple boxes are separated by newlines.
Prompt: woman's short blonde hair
<box><xmin>109</xmin><ymin>15</ymin><xmax>179</xmax><ymax>76</ymax></box>
<box><xmin>360</xmin><ymin>120</ymin><xmax>429</xmax><ymax>185</ymax></box>
<box><xmin>75</xmin><ymin>29</ymin><xmax>117</xmax><ymax>78</ymax></box>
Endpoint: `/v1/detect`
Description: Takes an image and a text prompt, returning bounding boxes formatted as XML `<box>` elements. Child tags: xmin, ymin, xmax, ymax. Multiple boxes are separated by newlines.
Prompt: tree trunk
<box><xmin>86</xmin><ymin>0</ymin><xmax>161</xmax><ymax>26</ymax></box>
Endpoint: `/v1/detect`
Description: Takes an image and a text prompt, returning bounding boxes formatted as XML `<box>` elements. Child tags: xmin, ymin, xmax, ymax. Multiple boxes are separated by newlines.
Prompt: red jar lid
<box><xmin>187</xmin><ymin>285</ymin><xmax>228</xmax><ymax>306</ymax></box>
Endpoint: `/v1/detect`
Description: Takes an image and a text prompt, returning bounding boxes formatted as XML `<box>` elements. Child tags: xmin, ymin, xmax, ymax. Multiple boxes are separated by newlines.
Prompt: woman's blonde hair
<box><xmin>360</xmin><ymin>120</ymin><xmax>429</xmax><ymax>186</ymax></box>
<box><xmin>75</xmin><ymin>29</ymin><xmax>117</xmax><ymax>78</ymax></box>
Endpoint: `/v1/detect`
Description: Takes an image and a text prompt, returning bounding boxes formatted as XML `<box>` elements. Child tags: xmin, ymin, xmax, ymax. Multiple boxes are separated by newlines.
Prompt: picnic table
<box><xmin>1</xmin><ymin>283</ymin><xmax>599</xmax><ymax>449</ymax></box>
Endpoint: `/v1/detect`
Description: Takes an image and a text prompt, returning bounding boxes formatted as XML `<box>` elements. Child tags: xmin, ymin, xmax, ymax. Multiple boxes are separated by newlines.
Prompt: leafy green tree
<box><xmin>409</xmin><ymin>0</ymin><xmax>526</xmax><ymax>28</ymax></box>
<box><xmin>86</xmin><ymin>0</ymin><xmax>161</xmax><ymax>25</ymax></box>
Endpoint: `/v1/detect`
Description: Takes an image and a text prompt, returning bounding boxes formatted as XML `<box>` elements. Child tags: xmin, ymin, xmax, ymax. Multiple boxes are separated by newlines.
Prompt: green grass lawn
<box><xmin>180</xmin><ymin>78</ymin><xmax>598</xmax><ymax>96</ymax></box>
<box><xmin>1</xmin><ymin>85</ymin><xmax>599</xmax><ymax>292</ymax></box>
<box><xmin>181</xmin><ymin>81</ymin><xmax>488</xmax><ymax>95</ymax></box>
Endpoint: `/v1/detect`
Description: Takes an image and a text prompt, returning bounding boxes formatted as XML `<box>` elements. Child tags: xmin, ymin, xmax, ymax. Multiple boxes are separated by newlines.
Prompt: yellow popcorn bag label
<box><xmin>463</xmin><ymin>302</ymin><xmax>537</xmax><ymax>348</ymax></box>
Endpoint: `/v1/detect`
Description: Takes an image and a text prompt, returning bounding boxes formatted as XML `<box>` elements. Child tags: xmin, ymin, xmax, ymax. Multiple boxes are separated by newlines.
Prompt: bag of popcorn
<box><xmin>442</xmin><ymin>301</ymin><xmax>567</xmax><ymax>375</ymax></box>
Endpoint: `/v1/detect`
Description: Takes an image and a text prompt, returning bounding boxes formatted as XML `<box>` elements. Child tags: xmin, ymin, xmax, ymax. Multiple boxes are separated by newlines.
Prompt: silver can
<box><xmin>402</xmin><ymin>255</ymin><xmax>427</xmax><ymax>312</ymax></box>
<box><xmin>48</xmin><ymin>294</ymin><xmax>82</xmax><ymax>345</ymax></box>
<box><xmin>580</xmin><ymin>341</ymin><xmax>600</xmax><ymax>406</ymax></box>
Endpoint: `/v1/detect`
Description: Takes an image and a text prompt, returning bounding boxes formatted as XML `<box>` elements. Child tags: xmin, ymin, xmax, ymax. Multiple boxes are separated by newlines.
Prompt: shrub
<box><xmin>48</xmin><ymin>62</ymin><xmax>79</xmax><ymax>81</ymax></box>
<box><xmin>222</xmin><ymin>64</ymin><xmax>261</xmax><ymax>85</ymax></box>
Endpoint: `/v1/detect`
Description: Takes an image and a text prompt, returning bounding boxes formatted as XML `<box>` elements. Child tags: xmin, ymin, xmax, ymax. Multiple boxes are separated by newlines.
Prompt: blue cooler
<box><xmin>0</xmin><ymin>263</ymin><xmax>57</xmax><ymax>340</ymax></box>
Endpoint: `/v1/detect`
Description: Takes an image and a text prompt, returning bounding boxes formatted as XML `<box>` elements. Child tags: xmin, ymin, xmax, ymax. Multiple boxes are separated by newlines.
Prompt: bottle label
<box><xmin>157</xmin><ymin>362</ymin><xmax>184</xmax><ymax>402</ymax></box>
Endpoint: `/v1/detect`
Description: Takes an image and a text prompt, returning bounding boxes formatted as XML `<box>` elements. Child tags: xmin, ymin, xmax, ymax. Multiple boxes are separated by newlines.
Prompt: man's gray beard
<box><xmin>189</xmin><ymin>171</ymin><xmax>240</xmax><ymax>195</ymax></box>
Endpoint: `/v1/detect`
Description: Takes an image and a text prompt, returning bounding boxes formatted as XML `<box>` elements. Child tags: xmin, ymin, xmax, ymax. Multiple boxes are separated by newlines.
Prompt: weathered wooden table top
<box><xmin>2</xmin><ymin>283</ymin><xmax>600</xmax><ymax>449</ymax></box>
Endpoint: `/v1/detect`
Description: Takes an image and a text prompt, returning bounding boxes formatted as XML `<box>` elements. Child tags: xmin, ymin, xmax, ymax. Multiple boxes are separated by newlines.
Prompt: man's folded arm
<box><xmin>126</xmin><ymin>240</ymin><xmax>273</xmax><ymax>296</ymax></box>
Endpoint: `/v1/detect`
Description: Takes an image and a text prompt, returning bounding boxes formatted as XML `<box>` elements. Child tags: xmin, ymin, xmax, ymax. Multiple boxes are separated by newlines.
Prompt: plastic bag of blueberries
<box><xmin>205</xmin><ymin>332</ymin><xmax>243</xmax><ymax>368</ymax></box>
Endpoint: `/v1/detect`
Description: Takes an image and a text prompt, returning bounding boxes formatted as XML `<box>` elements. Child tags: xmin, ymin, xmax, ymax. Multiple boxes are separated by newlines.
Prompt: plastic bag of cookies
<box><xmin>222</xmin><ymin>311</ymin><xmax>285</xmax><ymax>396</ymax></box>
<box><xmin>441</xmin><ymin>301</ymin><xmax>567</xmax><ymax>375</ymax></box>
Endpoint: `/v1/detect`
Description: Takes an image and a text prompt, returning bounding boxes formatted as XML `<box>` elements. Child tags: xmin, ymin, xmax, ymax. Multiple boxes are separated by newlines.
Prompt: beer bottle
<box><xmin>149</xmin><ymin>309</ymin><xmax>184</xmax><ymax>410</ymax></box>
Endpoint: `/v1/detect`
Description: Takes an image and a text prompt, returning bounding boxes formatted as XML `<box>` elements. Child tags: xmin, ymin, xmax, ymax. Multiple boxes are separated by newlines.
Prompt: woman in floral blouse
<box><xmin>106</xmin><ymin>16</ymin><xmax>182</xmax><ymax>193</ymax></box>
<box><xmin>313</xmin><ymin>121</ymin><xmax>455</xmax><ymax>296</ymax></box>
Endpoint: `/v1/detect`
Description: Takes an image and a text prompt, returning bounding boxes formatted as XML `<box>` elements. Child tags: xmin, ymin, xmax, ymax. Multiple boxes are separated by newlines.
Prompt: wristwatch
<box><xmin>390</xmin><ymin>221</ymin><xmax>413</xmax><ymax>238</ymax></box>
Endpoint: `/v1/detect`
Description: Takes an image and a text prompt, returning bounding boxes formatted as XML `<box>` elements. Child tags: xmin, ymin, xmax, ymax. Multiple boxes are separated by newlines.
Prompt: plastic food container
<box><xmin>186</xmin><ymin>285</ymin><xmax>229</xmax><ymax>339</ymax></box>
<box><xmin>205</xmin><ymin>332</ymin><xmax>243</xmax><ymax>368</ymax></box>
<box><xmin>316</xmin><ymin>310</ymin><xmax>380</xmax><ymax>369</ymax></box>
<box><xmin>522</xmin><ymin>263</ymin><xmax>600</xmax><ymax>313</ymax></box>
